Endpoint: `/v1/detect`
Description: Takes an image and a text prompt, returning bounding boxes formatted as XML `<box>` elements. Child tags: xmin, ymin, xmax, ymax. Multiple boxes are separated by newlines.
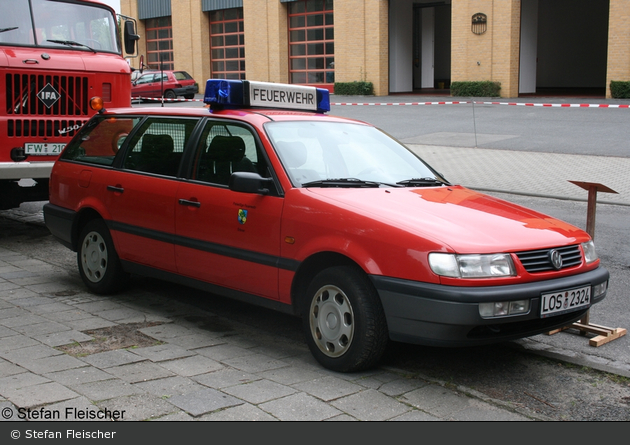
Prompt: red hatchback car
<box><xmin>131</xmin><ymin>70</ymin><xmax>198</xmax><ymax>100</ymax></box>
<box><xmin>44</xmin><ymin>80</ymin><xmax>609</xmax><ymax>372</ymax></box>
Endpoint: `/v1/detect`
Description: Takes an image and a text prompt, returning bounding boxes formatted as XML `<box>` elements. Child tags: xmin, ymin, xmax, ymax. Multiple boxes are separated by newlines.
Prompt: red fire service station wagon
<box><xmin>44</xmin><ymin>79</ymin><xmax>610</xmax><ymax>372</ymax></box>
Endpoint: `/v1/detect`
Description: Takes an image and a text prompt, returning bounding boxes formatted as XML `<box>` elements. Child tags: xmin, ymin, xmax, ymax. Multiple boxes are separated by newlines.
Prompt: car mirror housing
<box><xmin>229</xmin><ymin>171</ymin><xmax>273</xmax><ymax>195</ymax></box>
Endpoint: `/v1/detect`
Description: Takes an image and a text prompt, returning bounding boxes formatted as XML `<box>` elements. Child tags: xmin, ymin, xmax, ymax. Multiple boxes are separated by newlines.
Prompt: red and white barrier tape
<box><xmin>473</xmin><ymin>101</ymin><xmax>630</xmax><ymax>108</ymax></box>
<box><xmin>133</xmin><ymin>96</ymin><xmax>630</xmax><ymax>109</ymax></box>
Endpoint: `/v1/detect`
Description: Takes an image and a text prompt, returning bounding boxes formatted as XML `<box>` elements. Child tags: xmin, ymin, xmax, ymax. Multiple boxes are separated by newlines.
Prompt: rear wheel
<box><xmin>302</xmin><ymin>266</ymin><xmax>389</xmax><ymax>372</ymax></box>
<box><xmin>163</xmin><ymin>90</ymin><xmax>176</xmax><ymax>99</ymax></box>
<box><xmin>77</xmin><ymin>219</ymin><xmax>129</xmax><ymax>294</ymax></box>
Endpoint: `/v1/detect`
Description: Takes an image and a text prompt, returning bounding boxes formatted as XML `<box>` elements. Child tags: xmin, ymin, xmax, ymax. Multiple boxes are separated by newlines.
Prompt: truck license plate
<box><xmin>540</xmin><ymin>285</ymin><xmax>591</xmax><ymax>318</ymax></box>
<box><xmin>25</xmin><ymin>143</ymin><xmax>66</xmax><ymax>156</ymax></box>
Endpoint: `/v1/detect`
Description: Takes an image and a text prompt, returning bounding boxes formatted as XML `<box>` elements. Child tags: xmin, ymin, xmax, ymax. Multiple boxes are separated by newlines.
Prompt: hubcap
<box><xmin>309</xmin><ymin>285</ymin><xmax>354</xmax><ymax>358</ymax></box>
<box><xmin>81</xmin><ymin>231</ymin><xmax>108</xmax><ymax>283</ymax></box>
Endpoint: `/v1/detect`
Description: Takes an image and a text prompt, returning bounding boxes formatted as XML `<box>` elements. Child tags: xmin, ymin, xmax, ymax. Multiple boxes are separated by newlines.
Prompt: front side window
<box><xmin>123</xmin><ymin>118</ymin><xmax>199</xmax><ymax>176</ymax></box>
<box><xmin>1</xmin><ymin>0</ymin><xmax>119</xmax><ymax>53</ymax></box>
<box><xmin>191</xmin><ymin>122</ymin><xmax>266</xmax><ymax>186</ymax></box>
<box><xmin>209</xmin><ymin>8</ymin><xmax>245</xmax><ymax>80</ymax></box>
<box><xmin>145</xmin><ymin>17</ymin><xmax>173</xmax><ymax>70</ymax></box>
<box><xmin>61</xmin><ymin>116</ymin><xmax>140</xmax><ymax>166</ymax></box>
<box><xmin>288</xmin><ymin>0</ymin><xmax>334</xmax><ymax>85</ymax></box>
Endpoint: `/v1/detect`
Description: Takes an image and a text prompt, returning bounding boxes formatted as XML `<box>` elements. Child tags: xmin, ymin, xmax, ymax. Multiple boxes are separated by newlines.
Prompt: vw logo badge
<box><xmin>549</xmin><ymin>249</ymin><xmax>563</xmax><ymax>270</ymax></box>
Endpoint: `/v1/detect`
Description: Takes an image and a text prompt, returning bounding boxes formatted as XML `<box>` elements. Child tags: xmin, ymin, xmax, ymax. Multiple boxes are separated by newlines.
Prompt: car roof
<box><xmin>98</xmin><ymin>106</ymin><xmax>369</xmax><ymax>125</ymax></box>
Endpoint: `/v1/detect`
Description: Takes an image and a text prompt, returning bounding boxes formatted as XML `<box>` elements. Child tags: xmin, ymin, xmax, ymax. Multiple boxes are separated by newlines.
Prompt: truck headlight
<box><xmin>429</xmin><ymin>253</ymin><xmax>516</xmax><ymax>278</ymax></box>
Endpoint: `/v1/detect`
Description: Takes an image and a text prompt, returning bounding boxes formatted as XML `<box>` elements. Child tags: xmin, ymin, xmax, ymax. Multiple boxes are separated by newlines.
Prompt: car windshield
<box><xmin>0</xmin><ymin>0</ymin><xmax>120</xmax><ymax>53</ymax></box>
<box><xmin>265</xmin><ymin>121</ymin><xmax>446</xmax><ymax>187</ymax></box>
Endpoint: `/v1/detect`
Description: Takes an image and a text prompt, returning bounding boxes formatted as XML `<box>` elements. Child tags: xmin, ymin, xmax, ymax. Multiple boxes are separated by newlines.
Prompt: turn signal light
<box><xmin>90</xmin><ymin>96</ymin><xmax>104</xmax><ymax>112</ymax></box>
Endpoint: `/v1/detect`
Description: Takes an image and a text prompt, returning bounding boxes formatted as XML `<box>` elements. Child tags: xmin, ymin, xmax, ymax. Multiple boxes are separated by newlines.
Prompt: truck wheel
<box><xmin>302</xmin><ymin>265</ymin><xmax>389</xmax><ymax>372</ymax></box>
<box><xmin>77</xmin><ymin>219</ymin><xmax>129</xmax><ymax>294</ymax></box>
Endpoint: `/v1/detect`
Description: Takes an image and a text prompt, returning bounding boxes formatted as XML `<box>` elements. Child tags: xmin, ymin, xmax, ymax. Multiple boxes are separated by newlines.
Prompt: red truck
<box><xmin>1</xmin><ymin>0</ymin><xmax>138</xmax><ymax>209</ymax></box>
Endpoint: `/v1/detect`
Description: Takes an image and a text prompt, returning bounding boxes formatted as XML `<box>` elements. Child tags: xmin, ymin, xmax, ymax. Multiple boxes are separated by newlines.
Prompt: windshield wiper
<box><xmin>46</xmin><ymin>39</ymin><xmax>97</xmax><ymax>53</ymax></box>
<box><xmin>302</xmin><ymin>178</ymin><xmax>384</xmax><ymax>188</ymax></box>
<box><xmin>0</xmin><ymin>27</ymin><xmax>18</xmax><ymax>33</ymax></box>
<box><xmin>396</xmin><ymin>177</ymin><xmax>450</xmax><ymax>187</ymax></box>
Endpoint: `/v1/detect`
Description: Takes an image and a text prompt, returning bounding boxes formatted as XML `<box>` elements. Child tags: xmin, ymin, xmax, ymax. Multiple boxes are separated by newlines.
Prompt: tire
<box><xmin>184</xmin><ymin>94</ymin><xmax>195</xmax><ymax>100</ymax></box>
<box><xmin>301</xmin><ymin>265</ymin><xmax>389</xmax><ymax>372</ymax></box>
<box><xmin>163</xmin><ymin>90</ymin><xmax>176</xmax><ymax>99</ymax></box>
<box><xmin>77</xmin><ymin>219</ymin><xmax>129</xmax><ymax>294</ymax></box>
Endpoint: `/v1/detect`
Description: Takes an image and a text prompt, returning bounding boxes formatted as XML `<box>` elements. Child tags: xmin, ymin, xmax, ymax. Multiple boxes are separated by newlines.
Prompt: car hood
<box><xmin>307</xmin><ymin>185</ymin><xmax>586</xmax><ymax>253</ymax></box>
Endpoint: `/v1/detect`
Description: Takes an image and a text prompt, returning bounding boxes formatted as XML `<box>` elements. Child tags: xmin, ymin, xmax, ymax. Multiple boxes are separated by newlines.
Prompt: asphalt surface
<box><xmin>0</xmin><ymin>94</ymin><xmax>628</xmax><ymax>423</ymax></box>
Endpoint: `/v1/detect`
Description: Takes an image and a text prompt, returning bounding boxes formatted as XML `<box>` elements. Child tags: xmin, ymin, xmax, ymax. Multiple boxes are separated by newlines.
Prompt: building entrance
<box><xmin>519</xmin><ymin>0</ymin><xmax>609</xmax><ymax>97</ymax></box>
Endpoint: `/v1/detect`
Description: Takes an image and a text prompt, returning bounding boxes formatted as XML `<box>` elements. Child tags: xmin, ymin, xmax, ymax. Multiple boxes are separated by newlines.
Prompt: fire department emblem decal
<box><xmin>37</xmin><ymin>83</ymin><xmax>60</xmax><ymax>108</ymax></box>
<box><xmin>238</xmin><ymin>209</ymin><xmax>248</xmax><ymax>225</ymax></box>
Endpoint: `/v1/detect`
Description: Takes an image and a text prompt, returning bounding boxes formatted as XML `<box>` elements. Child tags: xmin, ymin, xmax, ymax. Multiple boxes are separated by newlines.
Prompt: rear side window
<box><xmin>174</xmin><ymin>71</ymin><xmax>192</xmax><ymax>80</ymax></box>
<box><xmin>60</xmin><ymin>117</ymin><xmax>139</xmax><ymax>166</ymax></box>
<box><xmin>122</xmin><ymin>117</ymin><xmax>200</xmax><ymax>177</ymax></box>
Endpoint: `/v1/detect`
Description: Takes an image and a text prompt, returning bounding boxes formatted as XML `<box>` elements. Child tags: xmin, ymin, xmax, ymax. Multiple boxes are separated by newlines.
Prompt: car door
<box><xmin>174</xmin><ymin>120</ymin><xmax>284</xmax><ymax>300</ymax></box>
<box><xmin>104</xmin><ymin>116</ymin><xmax>201</xmax><ymax>272</ymax></box>
<box><xmin>133</xmin><ymin>73</ymin><xmax>160</xmax><ymax>98</ymax></box>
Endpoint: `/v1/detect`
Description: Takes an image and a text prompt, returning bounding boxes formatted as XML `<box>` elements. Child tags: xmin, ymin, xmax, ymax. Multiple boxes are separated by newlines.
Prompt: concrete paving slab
<box><xmin>132</xmin><ymin>375</ymin><xmax>207</xmax><ymax>398</ymax></box>
<box><xmin>130</xmin><ymin>343</ymin><xmax>196</xmax><ymax>362</ymax></box>
<box><xmin>221</xmin><ymin>379</ymin><xmax>297</xmax><ymax>405</ymax></box>
<box><xmin>221</xmin><ymin>352</ymin><xmax>289</xmax><ymax>374</ymax></box>
<box><xmin>96</xmin><ymin>393</ymin><xmax>178</xmax><ymax>421</ymax></box>
<box><xmin>191</xmin><ymin>368</ymin><xmax>260</xmax><ymax>389</ymax></box>
<box><xmin>166</xmin><ymin>387</ymin><xmax>243</xmax><ymax>417</ymax></box>
<box><xmin>158</xmin><ymin>355</ymin><xmax>224</xmax><ymax>377</ymax></box>
<box><xmin>0</xmin><ymin>372</ymin><xmax>50</xmax><ymax>391</ymax></box>
<box><xmin>70</xmin><ymin>379</ymin><xmax>143</xmax><ymax>402</ymax></box>
<box><xmin>44</xmin><ymin>367</ymin><xmax>115</xmax><ymax>386</ymax></box>
<box><xmin>3</xmin><ymin>381</ymin><xmax>80</xmax><ymax>409</ymax></box>
<box><xmin>330</xmin><ymin>389</ymin><xmax>412</xmax><ymax>421</ymax></box>
<box><xmin>105</xmin><ymin>361</ymin><xmax>176</xmax><ymax>383</ymax></box>
<box><xmin>34</xmin><ymin>330</ymin><xmax>94</xmax><ymax>347</ymax></box>
<box><xmin>197</xmin><ymin>402</ymin><xmax>277</xmax><ymax>421</ymax></box>
<box><xmin>79</xmin><ymin>350</ymin><xmax>145</xmax><ymax>369</ymax></box>
<box><xmin>17</xmin><ymin>354</ymin><xmax>88</xmax><ymax>374</ymax></box>
<box><xmin>292</xmin><ymin>375</ymin><xmax>364</xmax><ymax>402</ymax></box>
<box><xmin>259</xmin><ymin>392</ymin><xmax>342</xmax><ymax>421</ymax></box>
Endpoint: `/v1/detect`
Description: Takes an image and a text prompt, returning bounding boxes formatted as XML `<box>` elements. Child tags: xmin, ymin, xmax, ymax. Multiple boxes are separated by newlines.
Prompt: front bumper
<box><xmin>371</xmin><ymin>266</ymin><xmax>609</xmax><ymax>347</ymax></box>
<box><xmin>0</xmin><ymin>161</ymin><xmax>55</xmax><ymax>180</ymax></box>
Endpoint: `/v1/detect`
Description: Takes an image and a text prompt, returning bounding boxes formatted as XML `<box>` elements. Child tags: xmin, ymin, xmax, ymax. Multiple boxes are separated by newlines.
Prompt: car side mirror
<box><xmin>229</xmin><ymin>171</ymin><xmax>273</xmax><ymax>195</ymax></box>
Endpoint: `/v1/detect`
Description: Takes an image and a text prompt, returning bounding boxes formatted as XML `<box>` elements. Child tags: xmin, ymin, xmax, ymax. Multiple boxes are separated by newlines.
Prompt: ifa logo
<box><xmin>37</xmin><ymin>83</ymin><xmax>61</xmax><ymax>108</ymax></box>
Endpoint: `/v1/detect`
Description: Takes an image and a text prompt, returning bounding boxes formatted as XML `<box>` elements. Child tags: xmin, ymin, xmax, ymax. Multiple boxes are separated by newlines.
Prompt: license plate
<box><xmin>540</xmin><ymin>285</ymin><xmax>591</xmax><ymax>318</ymax></box>
<box><xmin>24</xmin><ymin>143</ymin><xmax>66</xmax><ymax>156</ymax></box>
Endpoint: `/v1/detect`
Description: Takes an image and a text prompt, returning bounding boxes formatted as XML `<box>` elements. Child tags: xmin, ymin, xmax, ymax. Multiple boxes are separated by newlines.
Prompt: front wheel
<box><xmin>302</xmin><ymin>266</ymin><xmax>389</xmax><ymax>372</ymax></box>
<box><xmin>77</xmin><ymin>219</ymin><xmax>129</xmax><ymax>294</ymax></box>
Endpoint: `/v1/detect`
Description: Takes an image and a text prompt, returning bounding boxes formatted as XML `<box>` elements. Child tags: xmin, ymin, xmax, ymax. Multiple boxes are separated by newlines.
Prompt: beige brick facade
<box><xmin>121</xmin><ymin>0</ymin><xmax>630</xmax><ymax>98</ymax></box>
<box><xmin>451</xmin><ymin>0</ymin><xmax>521</xmax><ymax>98</ymax></box>
<box><xmin>607</xmin><ymin>0</ymin><xmax>630</xmax><ymax>97</ymax></box>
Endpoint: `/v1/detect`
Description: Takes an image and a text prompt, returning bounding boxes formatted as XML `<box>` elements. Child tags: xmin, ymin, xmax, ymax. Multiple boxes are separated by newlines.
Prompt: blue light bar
<box><xmin>204</xmin><ymin>79</ymin><xmax>330</xmax><ymax>113</ymax></box>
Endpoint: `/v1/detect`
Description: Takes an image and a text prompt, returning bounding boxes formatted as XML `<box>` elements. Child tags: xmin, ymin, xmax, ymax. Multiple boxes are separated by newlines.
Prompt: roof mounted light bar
<box><xmin>204</xmin><ymin>79</ymin><xmax>330</xmax><ymax>113</ymax></box>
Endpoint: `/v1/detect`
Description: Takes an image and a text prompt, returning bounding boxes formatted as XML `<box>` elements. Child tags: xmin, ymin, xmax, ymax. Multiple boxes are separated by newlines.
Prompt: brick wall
<box><xmin>451</xmin><ymin>0</ymin><xmax>520</xmax><ymax>98</ymax></box>
<box><xmin>606</xmin><ymin>0</ymin><xmax>630</xmax><ymax>98</ymax></box>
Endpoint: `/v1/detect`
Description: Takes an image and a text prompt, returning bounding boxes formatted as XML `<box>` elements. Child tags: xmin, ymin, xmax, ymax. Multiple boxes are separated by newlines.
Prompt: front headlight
<box><xmin>429</xmin><ymin>253</ymin><xmax>516</xmax><ymax>278</ymax></box>
<box><xmin>581</xmin><ymin>240</ymin><xmax>598</xmax><ymax>264</ymax></box>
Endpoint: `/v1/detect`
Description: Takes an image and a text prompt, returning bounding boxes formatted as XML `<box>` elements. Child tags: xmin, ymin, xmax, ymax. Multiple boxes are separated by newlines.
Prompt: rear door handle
<box><xmin>107</xmin><ymin>185</ymin><xmax>124</xmax><ymax>193</ymax></box>
<box><xmin>178</xmin><ymin>199</ymin><xmax>201</xmax><ymax>208</ymax></box>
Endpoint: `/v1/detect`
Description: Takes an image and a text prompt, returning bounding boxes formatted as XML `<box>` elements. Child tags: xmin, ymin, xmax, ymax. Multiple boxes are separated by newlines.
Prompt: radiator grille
<box><xmin>6</xmin><ymin>73</ymin><xmax>89</xmax><ymax>116</ymax></box>
<box><xmin>7</xmin><ymin>119</ymin><xmax>86</xmax><ymax>138</ymax></box>
<box><xmin>515</xmin><ymin>245</ymin><xmax>582</xmax><ymax>273</ymax></box>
